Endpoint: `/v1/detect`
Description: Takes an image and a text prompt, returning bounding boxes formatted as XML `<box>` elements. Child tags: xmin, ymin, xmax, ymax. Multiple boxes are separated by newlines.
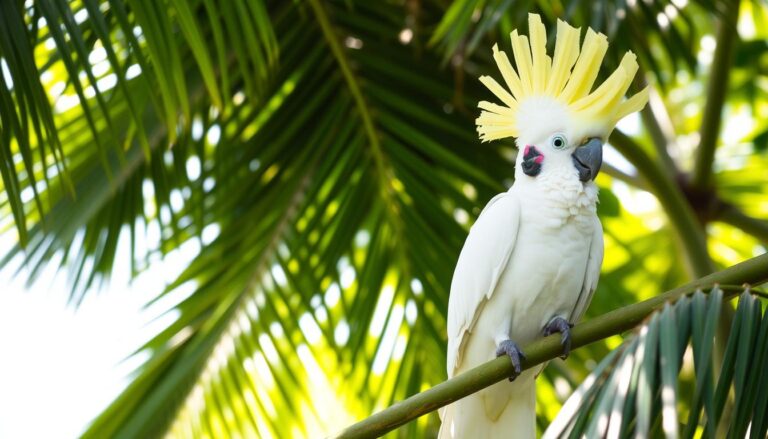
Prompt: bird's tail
<box><xmin>438</xmin><ymin>371</ymin><xmax>536</xmax><ymax>439</ymax></box>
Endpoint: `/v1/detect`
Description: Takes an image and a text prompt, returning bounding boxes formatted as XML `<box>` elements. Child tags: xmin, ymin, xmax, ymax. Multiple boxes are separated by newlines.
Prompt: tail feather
<box><xmin>439</xmin><ymin>372</ymin><xmax>536</xmax><ymax>439</ymax></box>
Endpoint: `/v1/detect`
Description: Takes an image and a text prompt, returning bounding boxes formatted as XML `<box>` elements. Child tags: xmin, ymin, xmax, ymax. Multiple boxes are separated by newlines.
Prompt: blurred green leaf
<box><xmin>546</xmin><ymin>289</ymin><xmax>768</xmax><ymax>439</ymax></box>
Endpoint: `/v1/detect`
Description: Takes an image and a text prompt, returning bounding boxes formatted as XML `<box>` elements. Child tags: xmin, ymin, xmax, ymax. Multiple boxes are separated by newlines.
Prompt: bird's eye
<box><xmin>551</xmin><ymin>134</ymin><xmax>567</xmax><ymax>150</ymax></box>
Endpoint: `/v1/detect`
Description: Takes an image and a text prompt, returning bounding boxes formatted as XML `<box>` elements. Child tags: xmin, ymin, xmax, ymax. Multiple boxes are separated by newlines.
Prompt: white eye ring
<box><xmin>551</xmin><ymin>134</ymin><xmax>567</xmax><ymax>150</ymax></box>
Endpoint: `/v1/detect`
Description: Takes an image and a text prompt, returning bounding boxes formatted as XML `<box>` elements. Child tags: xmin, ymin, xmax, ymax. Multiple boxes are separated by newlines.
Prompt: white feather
<box><xmin>445</xmin><ymin>190</ymin><xmax>521</xmax><ymax>377</ymax></box>
<box><xmin>570</xmin><ymin>216</ymin><xmax>604</xmax><ymax>323</ymax></box>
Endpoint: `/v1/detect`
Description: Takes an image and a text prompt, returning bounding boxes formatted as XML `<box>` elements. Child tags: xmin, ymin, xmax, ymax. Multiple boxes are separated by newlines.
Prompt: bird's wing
<box><xmin>569</xmin><ymin>216</ymin><xmax>604</xmax><ymax>323</ymax></box>
<box><xmin>446</xmin><ymin>190</ymin><xmax>521</xmax><ymax>377</ymax></box>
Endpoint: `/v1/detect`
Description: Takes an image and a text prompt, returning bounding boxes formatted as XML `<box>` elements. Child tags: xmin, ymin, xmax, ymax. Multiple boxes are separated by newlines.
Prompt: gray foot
<box><xmin>543</xmin><ymin>316</ymin><xmax>574</xmax><ymax>359</ymax></box>
<box><xmin>495</xmin><ymin>339</ymin><xmax>526</xmax><ymax>381</ymax></box>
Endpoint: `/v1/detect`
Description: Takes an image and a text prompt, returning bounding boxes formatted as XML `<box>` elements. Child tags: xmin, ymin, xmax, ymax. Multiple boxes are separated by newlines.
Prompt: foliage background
<box><xmin>1</xmin><ymin>0</ymin><xmax>767</xmax><ymax>437</ymax></box>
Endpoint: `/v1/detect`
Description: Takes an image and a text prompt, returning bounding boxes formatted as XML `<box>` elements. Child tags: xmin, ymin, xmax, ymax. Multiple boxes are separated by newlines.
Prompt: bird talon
<box><xmin>496</xmin><ymin>339</ymin><xmax>525</xmax><ymax>381</ymax></box>
<box><xmin>543</xmin><ymin>316</ymin><xmax>573</xmax><ymax>359</ymax></box>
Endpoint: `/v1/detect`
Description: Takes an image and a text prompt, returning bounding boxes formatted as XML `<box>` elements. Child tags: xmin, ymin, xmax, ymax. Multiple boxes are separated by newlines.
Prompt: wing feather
<box><xmin>446</xmin><ymin>190</ymin><xmax>521</xmax><ymax>377</ymax></box>
<box><xmin>570</xmin><ymin>216</ymin><xmax>604</xmax><ymax>323</ymax></box>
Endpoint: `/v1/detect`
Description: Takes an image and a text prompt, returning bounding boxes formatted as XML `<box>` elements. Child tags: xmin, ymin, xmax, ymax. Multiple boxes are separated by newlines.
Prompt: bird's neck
<box><xmin>514</xmin><ymin>169</ymin><xmax>599</xmax><ymax>221</ymax></box>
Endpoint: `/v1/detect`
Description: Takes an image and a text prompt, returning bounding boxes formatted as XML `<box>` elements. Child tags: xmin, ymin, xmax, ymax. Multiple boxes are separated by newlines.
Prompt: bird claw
<box><xmin>495</xmin><ymin>339</ymin><xmax>526</xmax><ymax>381</ymax></box>
<box><xmin>543</xmin><ymin>316</ymin><xmax>573</xmax><ymax>359</ymax></box>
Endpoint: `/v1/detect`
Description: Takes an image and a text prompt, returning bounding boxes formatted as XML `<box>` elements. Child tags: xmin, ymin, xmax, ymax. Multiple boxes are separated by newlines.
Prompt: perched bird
<box><xmin>438</xmin><ymin>14</ymin><xmax>648</xmax><ymax>439</ymax></box>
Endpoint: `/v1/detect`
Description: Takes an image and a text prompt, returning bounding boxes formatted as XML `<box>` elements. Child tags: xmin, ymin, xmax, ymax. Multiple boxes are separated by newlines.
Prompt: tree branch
<box><xmin>333</xmin><ymin>253</ymin><xmax>768</xmax><ymax>439</ymax></box>
<box><xmin>691</xmin><ymin>0</ymin><xmax>741</xmax><ymax>190</ymax></box>
<box><xmin>610</xmin><ymin>130</ymin><xmax>714</xmax><ymax>277</ymax></box>
<box><xmin>715</xmin><ymin>203</ymin><xmax>768</xmax><ymax>243</ymax></box>
<box><xmin>601</xmin><ymin>162</ymin><xmax>647</xmax><ymax>190</ymax></box>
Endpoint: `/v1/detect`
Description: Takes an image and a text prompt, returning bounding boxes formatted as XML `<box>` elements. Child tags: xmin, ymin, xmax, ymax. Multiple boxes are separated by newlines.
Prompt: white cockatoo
<box><xmin>438</xmin><ymin>14</ymin><xmax>648</xmax><ymax>439</ymax></box>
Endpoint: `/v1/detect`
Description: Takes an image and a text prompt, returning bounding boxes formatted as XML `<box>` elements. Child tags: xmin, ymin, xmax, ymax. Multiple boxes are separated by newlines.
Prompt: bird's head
<box><xmin>476</xmin><ymin>14</ymin><xmax>649</xmax><ymax>184</ymax></box>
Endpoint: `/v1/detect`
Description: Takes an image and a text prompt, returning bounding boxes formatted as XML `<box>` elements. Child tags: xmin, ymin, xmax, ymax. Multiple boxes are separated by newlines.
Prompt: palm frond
<box><xmin>545</xmin><ymin>288</ymin><xmax>768</xmax><ymax>439</ymax></box>
<box><xmin>1</xmin><ymin>0</ymin><xmax>278</xmax><ymax>298</ymax></box>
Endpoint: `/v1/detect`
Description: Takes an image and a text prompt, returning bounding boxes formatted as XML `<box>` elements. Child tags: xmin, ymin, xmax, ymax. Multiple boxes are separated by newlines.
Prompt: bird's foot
<box><xmin>543</xmin><ymin>316</ymin><xmax>574</xmax><ymax>359</ymax></box>
<box><xmin>495</xmin><ymin>340</ymin><xmax>526</xmax><ymax>381</ymax></box>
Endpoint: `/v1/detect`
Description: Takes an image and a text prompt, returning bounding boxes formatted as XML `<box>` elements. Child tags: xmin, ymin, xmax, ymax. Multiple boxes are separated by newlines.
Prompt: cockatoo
<box><xmin>438</xmin><ymin>14</ymin><xmax>648</xmax><ymax>439</ymax></box>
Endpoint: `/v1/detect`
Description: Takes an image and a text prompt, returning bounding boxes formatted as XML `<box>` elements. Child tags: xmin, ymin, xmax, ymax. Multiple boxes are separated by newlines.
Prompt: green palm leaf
<box><xmin>545</xmin><ymin>288</ymin><xmax>768</xmax><ymax>438</ymax></box>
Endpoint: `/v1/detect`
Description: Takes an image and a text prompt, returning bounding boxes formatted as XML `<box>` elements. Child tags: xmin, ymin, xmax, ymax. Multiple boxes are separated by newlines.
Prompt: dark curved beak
<box><xmin>571</xmin><ymin>138</ymin><xmax>603</xmax><ymax>182</ymax></box>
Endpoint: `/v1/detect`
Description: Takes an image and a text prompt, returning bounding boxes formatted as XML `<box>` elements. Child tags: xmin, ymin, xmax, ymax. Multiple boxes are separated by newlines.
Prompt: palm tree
<box><xmin>1</xmin><ymin>0</ymin><xmax>767</xmax><ymax>437</ymax></box>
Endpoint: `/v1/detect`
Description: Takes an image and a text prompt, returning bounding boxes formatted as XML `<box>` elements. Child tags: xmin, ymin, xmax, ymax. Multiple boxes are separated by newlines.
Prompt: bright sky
<box><xmin>0</xmin><ymin>232</ymin><xmax>197</xmax><ymax>438</ymax></box>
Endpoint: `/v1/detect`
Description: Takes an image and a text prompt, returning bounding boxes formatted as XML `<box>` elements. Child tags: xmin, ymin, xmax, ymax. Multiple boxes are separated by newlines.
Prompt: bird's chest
<box><xmin>496</xmin><ymin>204</ymin><xmax>594</xmax><ymax>341</ymax></box>
<box><xmin>533</xmin><ymin>177</ymin><xmax>599</xmax><ymax>227</ymax></box>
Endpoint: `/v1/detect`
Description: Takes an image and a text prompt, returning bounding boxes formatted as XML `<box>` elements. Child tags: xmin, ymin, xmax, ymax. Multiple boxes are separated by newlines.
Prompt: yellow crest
<box><xmin>476</xmin><ymin>14</ymin><xmax>649</xmax><ymax>141</ymax></box>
